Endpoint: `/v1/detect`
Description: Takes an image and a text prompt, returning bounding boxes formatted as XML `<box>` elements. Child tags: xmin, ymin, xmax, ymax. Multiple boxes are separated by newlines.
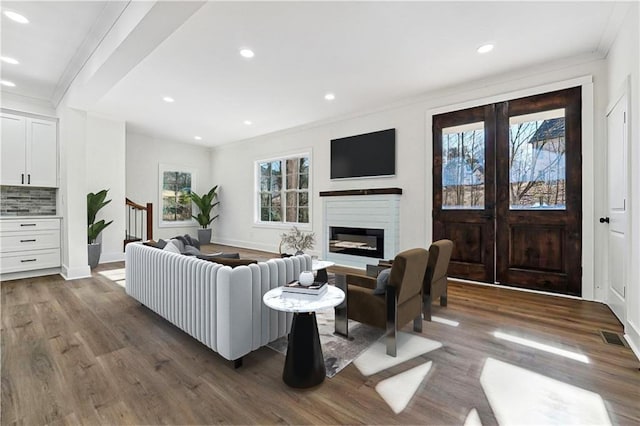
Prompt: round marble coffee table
<box><xmin>263</xmin><ymin>286</ymin><xmax>345</xmax><ymax>388</ymax></box>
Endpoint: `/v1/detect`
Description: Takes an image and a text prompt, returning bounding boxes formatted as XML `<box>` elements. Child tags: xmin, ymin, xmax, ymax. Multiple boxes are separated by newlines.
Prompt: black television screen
<box><xmin>330</xmin><ymin>128</ymin><xmax>396</xmax><ymax>179</ymax></box>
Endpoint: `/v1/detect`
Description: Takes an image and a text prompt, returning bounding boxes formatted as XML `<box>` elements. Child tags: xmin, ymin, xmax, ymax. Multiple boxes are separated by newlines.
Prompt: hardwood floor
<box><xmin>2</xmin><ymin>250</ymin><xmax>639</xmax><ymax>425</ymax></box>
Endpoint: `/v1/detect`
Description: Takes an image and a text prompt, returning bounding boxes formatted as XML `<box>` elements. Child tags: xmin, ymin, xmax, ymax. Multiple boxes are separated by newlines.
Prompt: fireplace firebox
<box><xmin>329</xmin><ymin>226</ymin><xmax>384</xmax><ymax>259</ymax></box>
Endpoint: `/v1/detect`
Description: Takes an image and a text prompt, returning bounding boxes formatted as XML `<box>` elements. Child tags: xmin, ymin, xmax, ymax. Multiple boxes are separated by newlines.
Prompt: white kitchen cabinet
<box><xmin>1</xmin><ymin>112</ymin><xmax>58</xmax><ymax>187</ymax></box>
<box><xmin>0</xmin><ymin>218</ymin><xmax>61</xmax><ymax>275</ymax></box>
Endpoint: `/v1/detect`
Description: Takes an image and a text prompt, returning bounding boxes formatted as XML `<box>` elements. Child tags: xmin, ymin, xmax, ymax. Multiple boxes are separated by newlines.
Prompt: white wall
<box><xmin>605</xmin><ymin>3</ymin><xmax>640</xmax><ymax>356</ymax></box>
<box><xmin>1</xmin><ymin>92</ymin><xmax>56</xmax><ymax>117</ymax></box>
<box><xmin>212</xmin><ymin>56</ymin><xmax>608</xmax><ymax>299</ymax></box>
<box><xmin>126</xmin><ymin>132</ymin><xmax>212</xmax><ymax>240</ymax></box>
<box><xmin>86</xmin><ymin>113</ymin><xmax>126</xmax><ymax>263</ymax></box>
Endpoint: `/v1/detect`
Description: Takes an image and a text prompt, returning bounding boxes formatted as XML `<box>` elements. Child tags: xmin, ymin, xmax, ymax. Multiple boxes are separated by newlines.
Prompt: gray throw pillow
<box><xmin>169</xmin><ymin>238</ymin><xmax>185</xmax><ymax>253</ymax></box>
<box><xmin>373</xmin><ymin>268</ymin><xmax>391</xmax><ymax>295</ymax></box>
<box><xmin>156</xmin><ymin>239</ymin><xmax>168</xmax><ymax>249</ymax></box>
<box><xmin>162</xmin><ymin>241</ymin><xmax>181</xmax><ymax>254</ymax></box>
<box><xmin>183</xmin><ymin>245</ymin><xmax>201</xmax><ymax>256</ymax></box>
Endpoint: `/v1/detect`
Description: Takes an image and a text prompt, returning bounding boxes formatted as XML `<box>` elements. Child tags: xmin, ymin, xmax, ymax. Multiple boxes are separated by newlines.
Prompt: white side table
<box><xmin>263</xmin><ymin>286</ymin><xmax>344</xmax><ymax>388</ymax></box>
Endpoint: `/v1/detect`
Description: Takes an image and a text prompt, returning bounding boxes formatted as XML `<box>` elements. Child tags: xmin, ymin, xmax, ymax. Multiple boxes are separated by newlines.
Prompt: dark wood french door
<box><xmin>433</xmin><ymin>87</ymin><xmax>582</xmax><ymax>296</ymax></box>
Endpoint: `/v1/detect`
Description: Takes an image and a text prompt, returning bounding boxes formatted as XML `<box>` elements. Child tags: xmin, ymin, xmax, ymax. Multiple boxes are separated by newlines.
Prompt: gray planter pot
<box><xmin>198</xmin><ymin>228</ymin><xmax>212</xmax><ymax>244</ymax></box>
<box><xmin>88</xmin><ymin>243</ymin><xmax>102</xmax><ymax>269</ymax></box>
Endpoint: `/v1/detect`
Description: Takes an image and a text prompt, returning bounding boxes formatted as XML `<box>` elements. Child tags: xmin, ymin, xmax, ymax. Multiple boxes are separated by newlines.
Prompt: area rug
<box><xmin>98</xmin><ymin>268</ymin><xmax>126</xmax><ymax>288</ymax></box>
<box><xmin>267</xmin><ymin>308</ymin><xmax>384</xmax><ymax>378</ymax></box>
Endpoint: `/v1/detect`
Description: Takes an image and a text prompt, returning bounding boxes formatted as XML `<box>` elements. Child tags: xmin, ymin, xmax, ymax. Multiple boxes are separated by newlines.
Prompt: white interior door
<box><xmin>605</xmin><ymin>91</ymin><xmax>628</xmax><ymax>323</ymax></box>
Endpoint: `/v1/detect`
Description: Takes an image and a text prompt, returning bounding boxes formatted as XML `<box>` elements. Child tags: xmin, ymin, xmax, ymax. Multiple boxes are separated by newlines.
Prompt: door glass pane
<box><xmin>509</xmin><ymin>108</ymin><xmax>566</xmax><ymax>210</ymax></box>
<box><xmin>441</xmin><ymin>122</ymin><xmax>485</xmax><ymax>209</ymax></box>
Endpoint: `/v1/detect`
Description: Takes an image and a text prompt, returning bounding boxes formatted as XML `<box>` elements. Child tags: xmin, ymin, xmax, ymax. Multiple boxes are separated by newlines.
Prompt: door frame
<box><xmin>425</xmin><ymin>75</ymin><xmax>597</xmax><ymax>300</ymax></box>
<box><xmin>605</xmin><ymin>76</ymin><xmax>631</xmax><ymax>322</ymax></box>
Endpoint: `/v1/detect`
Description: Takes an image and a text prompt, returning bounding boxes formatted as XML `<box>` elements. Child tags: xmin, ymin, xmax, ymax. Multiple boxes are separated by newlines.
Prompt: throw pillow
<box><xmin>373</xmin><ymin>267</ymin><xmax>391</xmax><ymax>295</ymax></box>
<box><xmin>183</xmin><ymin>234</ymin><xmax>200</xmax><ymax>249</ymax></box>
<box><xmin>156</xmin><ymin>239</ymin><xmax>168</xmax><ymax>249</ymax></box>
<box><xmin>169</xmin><ymin>238</ymin><xmax>185</xmax><ymax>253</ymax></box>
<box><xmin>162</xmin><ymin>241</ymin><xmax>181</xmax><ymax>254</ymax></box>
<box><xmin>143</xmin><ymin>240</ymin><xmax>159</xmax><ymax>249</ymax></box>
<box><xmin>183</xmin><ymin>245</ymin><xmax>201</xmax><ymax>256</ymax></box>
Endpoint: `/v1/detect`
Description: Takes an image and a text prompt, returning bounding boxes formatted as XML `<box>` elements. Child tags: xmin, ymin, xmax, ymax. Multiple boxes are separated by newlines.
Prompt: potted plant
<box><xmin>87</xmin><ymin>189</ymin><xmax>113</xmax><ymax>269</ymax></box>
<box><xmin>279</xmin><ymin>226</ymin><xmax>316</xmax><ymax>256</ymax></box>
<box><xmin>191</xmin><ymin>185</ymin><xmax>220</xmax><ymax>244</ymax></box>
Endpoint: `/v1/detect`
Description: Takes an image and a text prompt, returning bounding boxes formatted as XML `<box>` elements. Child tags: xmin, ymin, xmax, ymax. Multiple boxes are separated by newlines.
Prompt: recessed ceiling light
<box><xmin>324</xmin><ymin>93</ymin><xmax>335</xmax><ymax>101</ymax></box>
<box><xmin>0</xmin><ymin>56</ymin><xmax>19</xmax><ymax>65</ymax></box>
<box><xmin>0</xmin><ymin>80</ymin><xmax>16</xmax><ymax>87</ymax></box>
<box><xmin>477</xmin><ymin>44</ymin><xmax>494</xmax><ymax>54</ymax></box>
<box><xmin>162</xmin><ymin>96</ymin><xmax>175</xmax><ymax>103</ymax></box>
<box><xmin>194</xmin><ymin>136</ymin><xmax>202</xmax><ymax>141</ymax></box>
<box><xmin>243</xmin><ymin>120</ymin><xmax>252</xmax><ymax>126</ymax></box>
<box><xmin>3</xmin><ymin>11</ymin><xmax>29</xmax><ymax>24</ymax></box>
<box><xmin>239</xmin><ymin>48</ymin><xmax>254</xmax><ymax>59</ymax></box>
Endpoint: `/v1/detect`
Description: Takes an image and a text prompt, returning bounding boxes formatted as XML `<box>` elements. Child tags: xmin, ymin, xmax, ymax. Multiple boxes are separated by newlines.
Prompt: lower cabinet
<box><xmin>0</xmin><ymin>218</ymin><xmax>61</xmax><ymax>275</ymax></box>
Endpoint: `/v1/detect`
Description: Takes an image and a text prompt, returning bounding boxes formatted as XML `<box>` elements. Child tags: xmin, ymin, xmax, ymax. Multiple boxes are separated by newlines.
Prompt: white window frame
<box><xmin>254</xmin><ymin>151</ymin><xmax>312</xmax><ymax>229</ymax></box>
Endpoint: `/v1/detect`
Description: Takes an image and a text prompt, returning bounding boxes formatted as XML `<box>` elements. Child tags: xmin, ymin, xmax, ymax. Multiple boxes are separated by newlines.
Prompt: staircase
<box><xmin>125</xmin><ymin>198</ymin><xmax>153</xmax><ymax>249</ymax></box>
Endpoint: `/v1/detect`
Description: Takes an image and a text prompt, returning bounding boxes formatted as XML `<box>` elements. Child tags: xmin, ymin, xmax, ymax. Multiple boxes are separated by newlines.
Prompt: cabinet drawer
<box><xmin>0</xmin><ymin>218</ymin><xmax>60</xmax><ymax>232</ymax></box>
<box><xmin>0</xmin><ymin>249</ymin><xmax>61</xmax><ymax>273</ymax></box>
<box><xmin>0</xmin><ymin>230</ymin><xmax>60</xmax><ymax>253</ymax></box>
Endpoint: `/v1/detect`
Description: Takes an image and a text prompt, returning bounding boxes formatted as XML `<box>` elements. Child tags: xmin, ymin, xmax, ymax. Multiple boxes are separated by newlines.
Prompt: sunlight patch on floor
<box><xmin>493</xmin><ymin>331</ymin><xmax>589</xmax><ymax>363</ymax></box>
<box><xmin>480</xmin><ymin>357</ymin><xmax>611</xmax><ymax>425</ymax></box>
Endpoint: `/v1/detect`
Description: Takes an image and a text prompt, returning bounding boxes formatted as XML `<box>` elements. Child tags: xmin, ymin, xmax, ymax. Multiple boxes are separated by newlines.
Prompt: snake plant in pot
<box><xmin>87</xmin><ymin>189</ymin><xmax>113</xmax><ymax>269</ymax></box>
<box><xmin>191</xmin><ymin>185</ymin><xmax>219</xmax><ymax>244</ymax></box>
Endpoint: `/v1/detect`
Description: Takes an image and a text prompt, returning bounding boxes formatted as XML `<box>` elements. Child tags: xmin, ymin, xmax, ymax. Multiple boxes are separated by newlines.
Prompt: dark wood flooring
<box><xmin>2</xmin><ymin>245</ymin><xmax>639</xmax><ymax>425</ymax></box>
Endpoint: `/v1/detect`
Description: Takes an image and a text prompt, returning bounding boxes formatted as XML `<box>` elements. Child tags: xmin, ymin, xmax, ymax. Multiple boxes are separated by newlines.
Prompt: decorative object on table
<box><xmin>283</xmin><ymin>281</ymin><xmax>328</xmax><ymax>296</ymax></box>
<box><xmin>279</xmin><ymin>225</ymin><xmax>315</xmax><ymax>255</ymax></box>
<box><xmin>299</xmin><ymin>270</ymin><xmax>315</xmax><ymax>286</ymax></box>
<box><xmin>87</xmin><ymin>189</ymin><xmax>113</xmax><ymax>269</ymax></box>
<box><xmin>190</xmin><ymin>185</ymin><xmax>219</xmax><ymax>244</ymax></box>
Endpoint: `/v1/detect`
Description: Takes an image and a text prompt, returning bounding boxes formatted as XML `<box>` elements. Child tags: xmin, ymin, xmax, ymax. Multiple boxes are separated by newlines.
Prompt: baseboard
<box><xmin>61</xmin><ymin>264</ymin><xmax>91</xmax><ymax>280</ymax></box>
<box><xmin>1</xmin><ymin>267</ymin><xmax>61</xmax><ymax>281</ymax></box>
<box><xmin>625</xmin><ymin>320</ymin><xmax>640</xmax><ymax>362</ymax></box>
<box><xmin>99</xmin><ymin>252</ymin><xmax>125</xmax><ymax>264</ymax></box>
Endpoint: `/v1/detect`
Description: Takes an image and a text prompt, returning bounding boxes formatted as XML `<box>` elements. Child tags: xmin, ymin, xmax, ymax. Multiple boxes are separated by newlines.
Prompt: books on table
<box><xmin>282</xmin><ymin>281</ymin><xmax>328</xmax><ymax>297</ymax></box>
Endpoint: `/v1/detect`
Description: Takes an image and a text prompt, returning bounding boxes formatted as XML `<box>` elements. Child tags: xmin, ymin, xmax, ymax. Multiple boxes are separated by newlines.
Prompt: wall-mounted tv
<box><xmin>330</xmin><ymin>128</ymin><xmax>396</xmax><ymax>179</ymax></box>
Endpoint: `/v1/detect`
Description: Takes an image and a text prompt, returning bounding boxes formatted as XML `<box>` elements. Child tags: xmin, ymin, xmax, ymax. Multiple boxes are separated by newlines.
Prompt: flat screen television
<box><xmin>330</xmin><ymin>128</ymin><xmax>396</xmax><ymax>179</ymax></box>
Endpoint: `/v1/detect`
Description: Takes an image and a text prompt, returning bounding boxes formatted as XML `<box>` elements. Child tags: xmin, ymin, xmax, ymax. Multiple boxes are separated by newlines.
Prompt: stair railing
<box><xmin>125</xmin><ymin>198</ymin><xmax>153</xmax><ymax>249</ymax></box>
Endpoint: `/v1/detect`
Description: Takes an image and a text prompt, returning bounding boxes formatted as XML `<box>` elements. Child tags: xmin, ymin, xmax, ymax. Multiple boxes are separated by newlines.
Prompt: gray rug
<box><xmin>267</xmin><ymin>308</ymin><xmax>384</xmax><ymax>378</ymax></box>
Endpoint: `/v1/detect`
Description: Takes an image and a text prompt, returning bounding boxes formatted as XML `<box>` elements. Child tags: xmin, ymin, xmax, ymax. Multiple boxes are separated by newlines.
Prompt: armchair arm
<box><xmin>346</xmin><ymin>273</ymin><xmax>377</xmax><ymax>290</ymax></box>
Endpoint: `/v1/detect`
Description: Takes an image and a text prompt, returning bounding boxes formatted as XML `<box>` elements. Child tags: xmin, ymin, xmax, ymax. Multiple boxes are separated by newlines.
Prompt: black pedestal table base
<box><xmin>283</xmin><ymin>312</ymin><xmax>325</xmax><ymax>388</ymax></box>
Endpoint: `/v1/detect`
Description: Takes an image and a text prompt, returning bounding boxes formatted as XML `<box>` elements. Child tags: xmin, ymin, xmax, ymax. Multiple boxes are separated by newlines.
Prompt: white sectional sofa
<box><xmin>125</xmin><ymin>243</ymin><xmax>312</xmax><ymax>366</ymax></box>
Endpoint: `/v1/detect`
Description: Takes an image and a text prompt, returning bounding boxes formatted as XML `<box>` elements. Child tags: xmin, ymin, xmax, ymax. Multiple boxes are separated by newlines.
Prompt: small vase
<box><xmin>299</xmin><ymin>271</ymin><xmax>314</xmax><ymax>286</ymax></box>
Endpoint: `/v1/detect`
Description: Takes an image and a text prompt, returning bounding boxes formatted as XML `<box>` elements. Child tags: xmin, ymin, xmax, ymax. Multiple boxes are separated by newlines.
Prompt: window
<box><xmin>256</xmin><ymin>154</ymin><xmax>310</xmax><ymax>225</ymax></box>
<box><xmin>159</xmin><ymin>164</ymin><xmax>196</xmax><ymax>227</ymax></box>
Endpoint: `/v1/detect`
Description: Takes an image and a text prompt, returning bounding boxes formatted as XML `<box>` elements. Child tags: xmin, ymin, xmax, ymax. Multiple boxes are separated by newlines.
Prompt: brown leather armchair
<box><xmin>334</xmin><ymin>248</ymin><xmax>429</xmax><ymax>356</ymax></box>
<box><xmin>423</xmin><ymin>239</ymin><xmax>454</xmax><ymax>321</ymax></box>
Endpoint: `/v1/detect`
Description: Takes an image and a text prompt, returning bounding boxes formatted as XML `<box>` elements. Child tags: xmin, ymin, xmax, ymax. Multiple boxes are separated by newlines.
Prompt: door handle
<box><xmin>599</xmin><ymin>217</ymin><xmax>610</xmax><ymax>223</ymax></box>
<box><xmin>21</xmin><ymin>173</ymin><xmax>24</xmax><ymax>184</ymax></box>
<box><xmin>27</xmin><ymin>174</ymin><xmax>30</xmax><ymax>184</ymax></box>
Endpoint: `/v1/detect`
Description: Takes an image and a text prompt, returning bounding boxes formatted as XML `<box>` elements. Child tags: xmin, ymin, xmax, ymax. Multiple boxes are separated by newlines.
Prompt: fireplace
<box><xmin>329</xmin><ymin>226</ymin><xmax>384</xmax><ymax>259</ymax></box>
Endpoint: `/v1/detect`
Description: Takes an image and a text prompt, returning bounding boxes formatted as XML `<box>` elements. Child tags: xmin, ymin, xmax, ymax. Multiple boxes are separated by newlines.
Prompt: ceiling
<box><xmin>0</xmin><ymin>1</ymin><xmax>628</xmax><ymax>146</ymax></box>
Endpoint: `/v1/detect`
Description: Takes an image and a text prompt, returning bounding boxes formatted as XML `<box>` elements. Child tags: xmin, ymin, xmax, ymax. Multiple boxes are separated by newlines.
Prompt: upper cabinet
<box><xmin>1</xmin><ymin>112</ymin><xmax>58</xmax><ymax>188</ymax></box>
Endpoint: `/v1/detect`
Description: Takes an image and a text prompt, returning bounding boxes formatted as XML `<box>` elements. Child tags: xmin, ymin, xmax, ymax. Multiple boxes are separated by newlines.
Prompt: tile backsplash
<box><xmin>0</xmin><ymin>186</ymin><xmax>57</xmax><ymax>216</ymax></box>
